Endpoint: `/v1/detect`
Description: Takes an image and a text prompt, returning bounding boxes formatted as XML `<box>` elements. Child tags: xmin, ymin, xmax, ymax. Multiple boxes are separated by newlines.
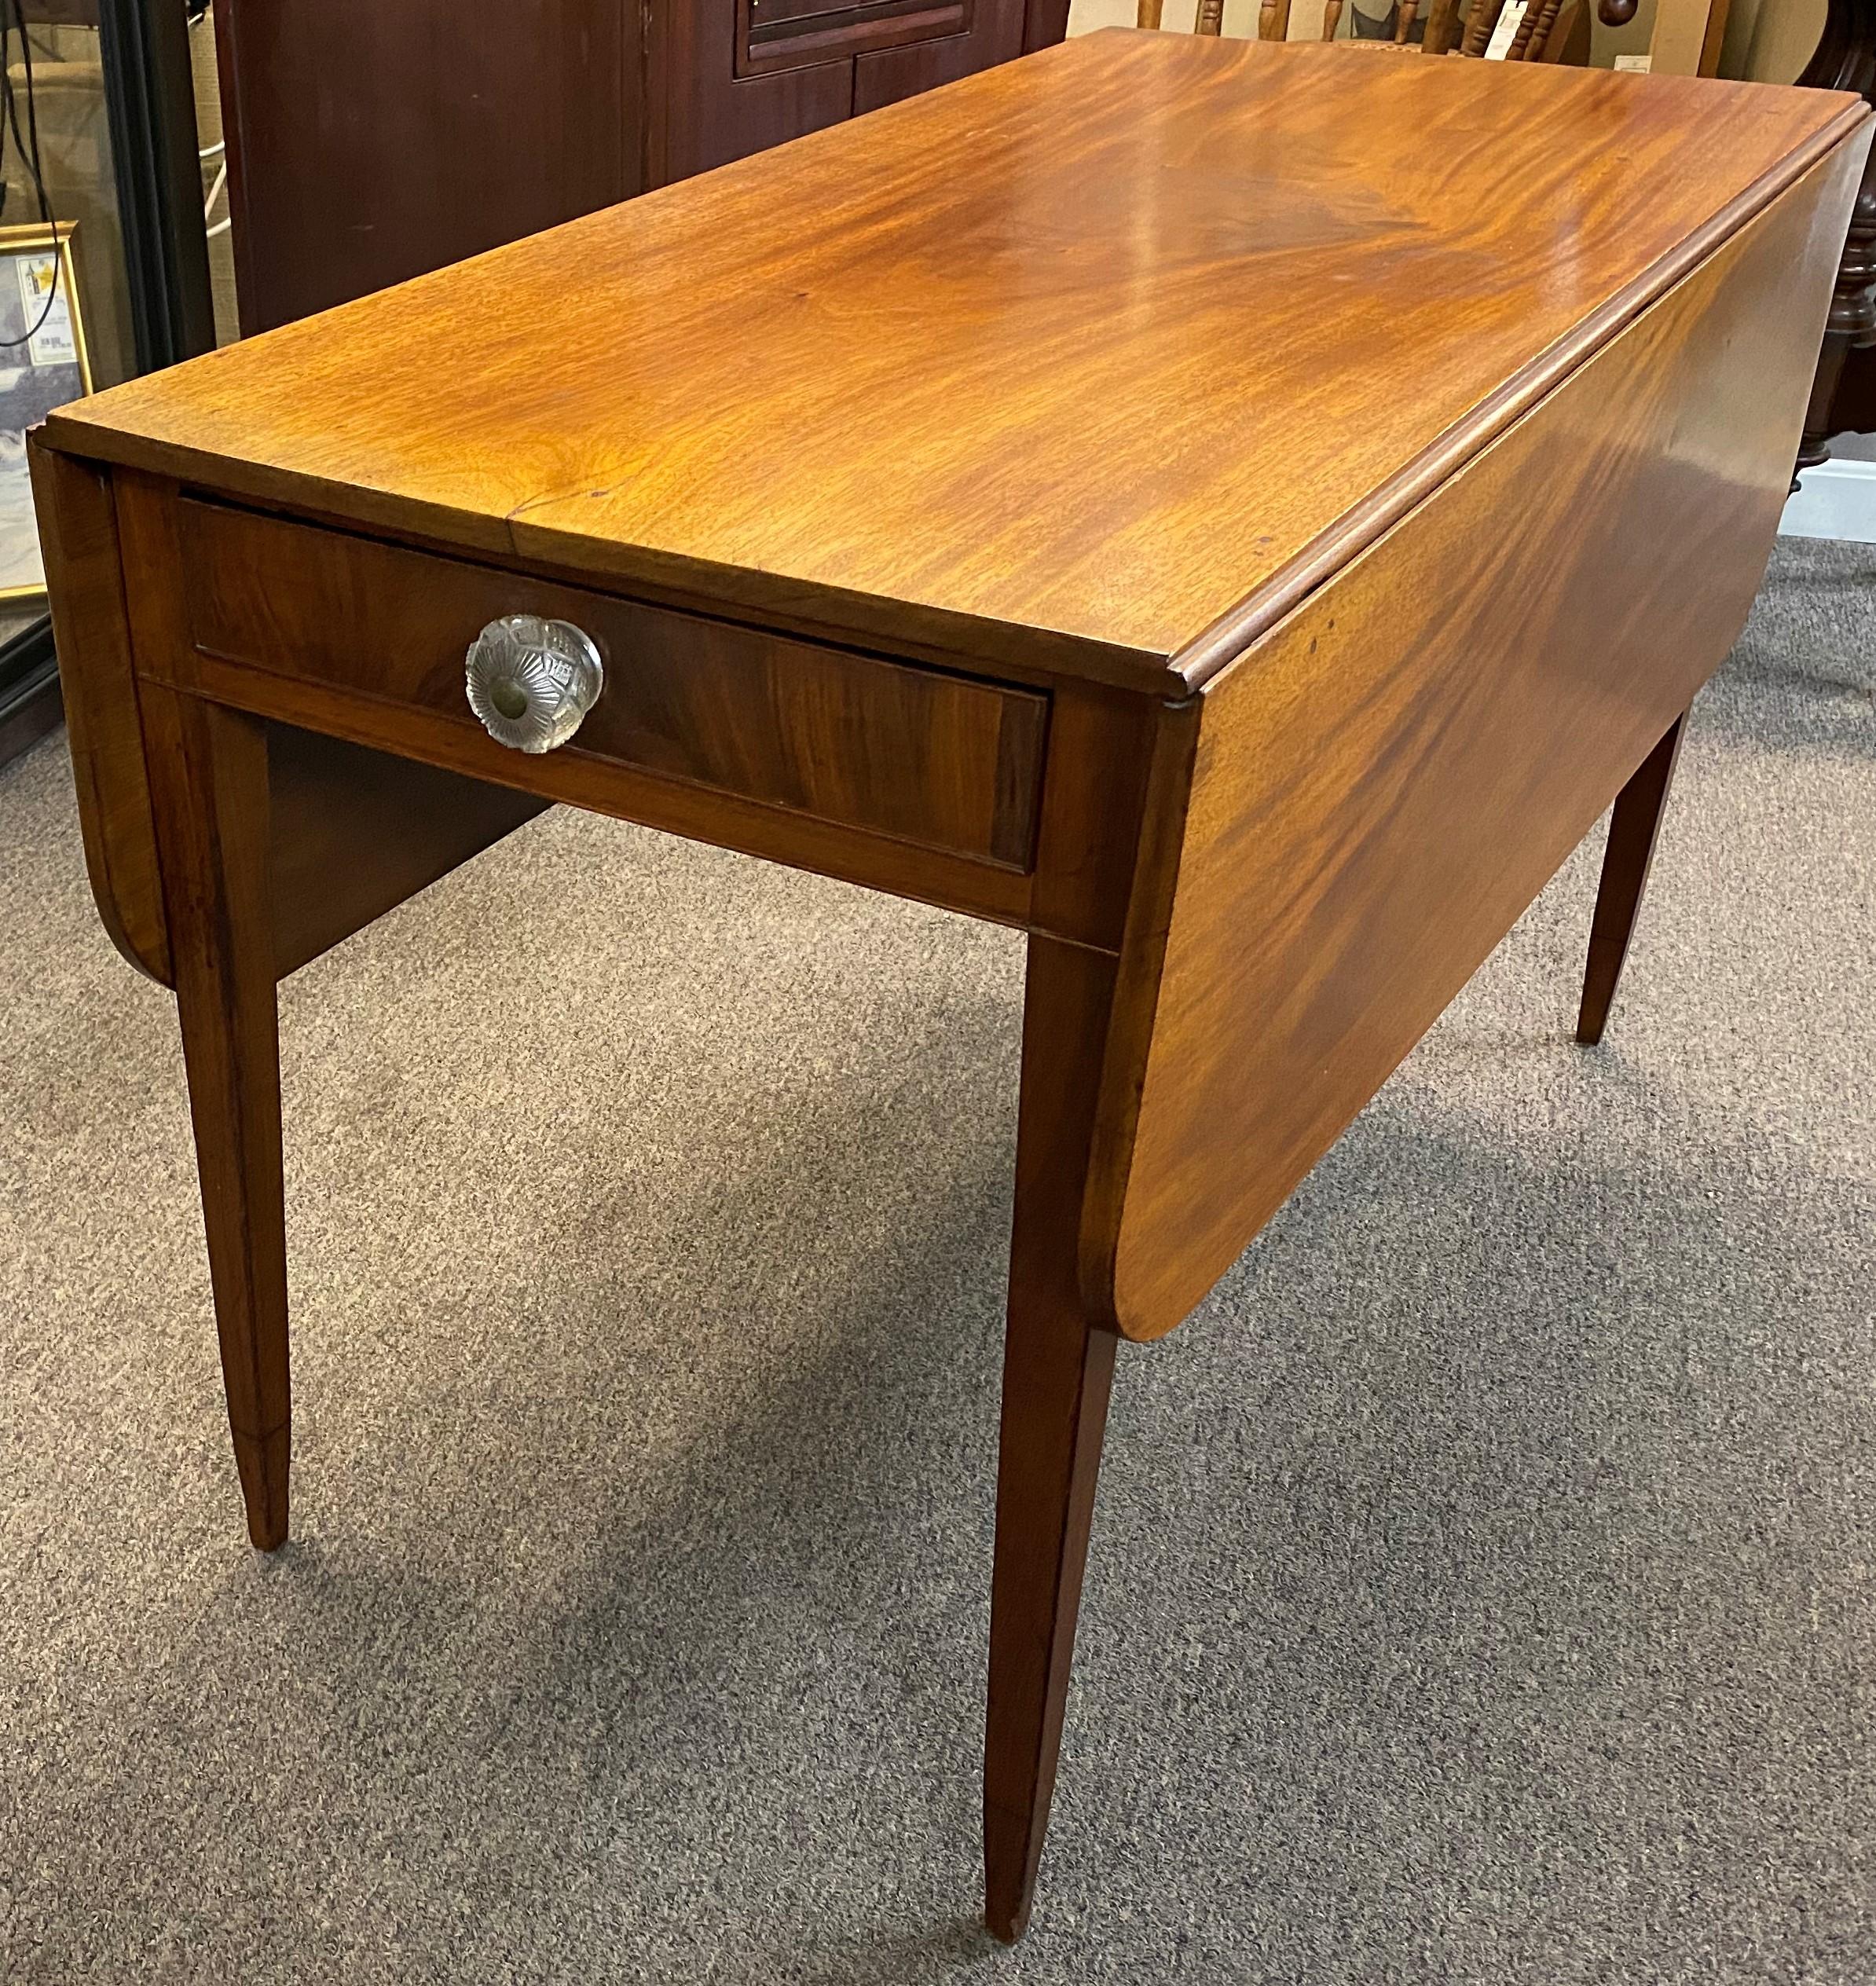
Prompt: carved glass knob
<box><xmin>464</xmin><ymin>614</ymin><xmax>604</xmax><ymax>753</ymax></box>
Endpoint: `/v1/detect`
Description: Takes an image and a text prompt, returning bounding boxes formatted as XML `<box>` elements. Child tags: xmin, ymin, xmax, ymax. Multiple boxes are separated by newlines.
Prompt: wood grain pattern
<box><xmin>1577</xmin><ymin>714</ymin><xmax>1686</xmax><ymax>1046</ymax></box>
<box><xmin>43</xmin><ymin>36</ymin><xmax>1864</xmax><ymax>686</ymax></box>
<box><xmin>31</xmin><ymin>462</ymin><xmax>558</xmax><ymax>990</ymax></box>
<box><xmin>140</xmin><ymin>681</ymin><xmax>292</xmax><ymax>1549</ymax></box>
<box><xmin>852</xmin><ymin>4</ymin><xmax>1027</xmax><ymax>112</ymax></box>
<box><xmin>175</xmin><ymin>500</ymin><xmax>1048</xmax><ymax>874</ymax></box>
<box><xmin>152</xmin><ymin>641</ymin><xmax>1059</xmax><ymax>944</ymax></box>
<box><xmin>984</xmin><ymin>938</ymin><xmax>1122</xmax><ymax>1944</ymax></box>
<box><xmin>1081</xmin><ymin>139</ymin><xmax>1865</xmax><ymax>1343</ymax></box>
<box><xmin>27</xmin><ymin>440</ymin><xmax>170</xmax><ymax>985</ymax></box>
<box><xmin>265</xmin><ymin>726</ymin><xmax>548</xmax><ymax>980</ymax></box>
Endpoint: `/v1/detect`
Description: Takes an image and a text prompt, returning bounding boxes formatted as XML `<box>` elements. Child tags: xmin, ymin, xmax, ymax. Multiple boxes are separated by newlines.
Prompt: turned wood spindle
<box><xmin>1513</xmin><ymin>0</ymin><xmax>1566</xmax><ymax>54</ymax></box>
<box><xmin>1421</xmin><ymin>0</ymin><xmax>1461</xmax><ymax>48</ymax></box>
<box><xmin>1196</xmin><ymin>0</ymin><xmax>1225</xmax><ymax>30</ymax></box>
<box><xmin>1459</xmin><ymin>0</ymin><xmax>1507</xmax><ymax>52</ymax></box>
<box><xmin>1321</xmin><ymin>0</ymin><xmax>1343</xmax><ymax>33</ymax></box>
<box><xmin>1394</xmin><ymin>0</ymin><xmax>1420</xmax><ymax>39</ymax></box>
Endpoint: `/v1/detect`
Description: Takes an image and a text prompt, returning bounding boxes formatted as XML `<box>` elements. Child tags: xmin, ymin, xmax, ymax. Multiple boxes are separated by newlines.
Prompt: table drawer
<box><xmin>177</xmin><ymin>499</ymin><xmax>1048</xmax><ymax>872</ymax></box>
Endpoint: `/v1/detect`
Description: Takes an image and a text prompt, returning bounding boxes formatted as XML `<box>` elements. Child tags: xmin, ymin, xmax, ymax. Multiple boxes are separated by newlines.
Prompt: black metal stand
<box><xmin>97</xmin><ymin>0</ymin><xmax>217</xmax><ymax>373</ymax></box>
<box><xmin>0</xmin><ymin>620</ymin><xmax>60</xmax><ymax>765</ymax></box>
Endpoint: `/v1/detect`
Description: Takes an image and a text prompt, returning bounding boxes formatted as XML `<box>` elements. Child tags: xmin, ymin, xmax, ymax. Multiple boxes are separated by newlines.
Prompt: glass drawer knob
<box><xmin>464</xmin><ymin>615</ymin><xmax>604</xmax><ymax>753</ymax></box>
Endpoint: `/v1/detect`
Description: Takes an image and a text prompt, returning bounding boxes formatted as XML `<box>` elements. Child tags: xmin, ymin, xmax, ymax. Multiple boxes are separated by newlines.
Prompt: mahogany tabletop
<box><xmin>43</xmin><ymin>32</ymin><xmax>1863</xmax><ymax>689</ymax></box>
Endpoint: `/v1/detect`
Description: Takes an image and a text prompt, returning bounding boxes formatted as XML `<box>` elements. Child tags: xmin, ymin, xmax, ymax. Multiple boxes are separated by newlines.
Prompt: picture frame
<box><xmin>0</xmin><ymin>221</ymin><xmax>93</xmax><ymax>606</ymax></box>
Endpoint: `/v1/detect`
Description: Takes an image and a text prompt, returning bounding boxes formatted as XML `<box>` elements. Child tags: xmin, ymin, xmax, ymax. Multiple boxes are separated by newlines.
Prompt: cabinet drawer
<box><xmin>177</xmin><ymin>500</ymin><xmax>1046</xmax><ymax>872</ymax></box>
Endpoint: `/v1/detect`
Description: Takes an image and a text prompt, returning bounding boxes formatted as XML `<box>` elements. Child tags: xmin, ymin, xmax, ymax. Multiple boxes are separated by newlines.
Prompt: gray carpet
<box><xmin>1</xmin><ymin>537</ymin><xmax>1872</xmax><ymax>1984</ymax></box>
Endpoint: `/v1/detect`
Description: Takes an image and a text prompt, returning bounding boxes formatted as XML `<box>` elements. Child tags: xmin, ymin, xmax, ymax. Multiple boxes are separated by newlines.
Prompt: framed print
<box><xmin>0</xmin><ymin>222</ymin><xmax>93</xmax><ymax>605</ymax></box>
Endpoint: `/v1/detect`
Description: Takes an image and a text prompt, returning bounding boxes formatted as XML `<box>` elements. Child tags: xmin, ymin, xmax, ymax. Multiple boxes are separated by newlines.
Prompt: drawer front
<box><xmin>178</xmin><ymin>500</ymin><xmax>1047</xmax><ymax>872</ymax></box>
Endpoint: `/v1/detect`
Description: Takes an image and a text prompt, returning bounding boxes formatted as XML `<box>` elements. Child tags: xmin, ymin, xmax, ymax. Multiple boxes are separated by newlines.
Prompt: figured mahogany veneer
<box><xmin>174</xmin><ymin>499</ymin><xmax>1048</xmax><ymax>875</ymax></box>
<box><xmin>1086</xmin><ymin>159</ymin><xmax>1852</xmax><ymax>1339</ymax></box>
<box><xmin>31</xmin><ymin>34</ymin><xmax>1870</xmax><ymax>1950</ymax></box>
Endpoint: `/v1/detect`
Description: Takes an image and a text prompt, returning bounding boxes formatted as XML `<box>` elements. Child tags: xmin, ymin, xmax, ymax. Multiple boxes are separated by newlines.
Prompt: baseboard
<box><xmin>0</xmin><ymin>643</ymin><xmax>63</xmax><ymax>771</ymax></box>
<box><xmin>1781</xmin><ymin>457</ymin><xmax>1876</xmax><ymax>543</ymax></box>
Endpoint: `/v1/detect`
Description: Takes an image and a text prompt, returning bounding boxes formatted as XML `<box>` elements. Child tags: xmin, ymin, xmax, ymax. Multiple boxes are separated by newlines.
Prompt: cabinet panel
<box><xmin>738</xmin><ymin>0</ymin><xmax>972</xmax><ymax>76</ymax></box>
<box><xmin>649</xmin><ymin>0</ymin><xmax>856</xmax><ymax>184</ymax></box>
<box><xmin>214</xmin><ymin>0</ymin><xmax>636</xmax><ymax>334</ymax></box>
<box><xmin>213</xmin><ymin>0</ymin><xmax>1064</xmax><ymax>329</ymax></box>
<box><xmin>852</xmin><ymin>0</ymin><xmax>1023</xmax><ymax>112</ymax></box>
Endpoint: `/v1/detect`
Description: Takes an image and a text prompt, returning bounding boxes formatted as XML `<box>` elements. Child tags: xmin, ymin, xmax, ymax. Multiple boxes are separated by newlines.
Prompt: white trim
<box><xmin>1781</xmin><ymin>457</ymin><xmax>1876</xmax><ymax>544</ymax></box>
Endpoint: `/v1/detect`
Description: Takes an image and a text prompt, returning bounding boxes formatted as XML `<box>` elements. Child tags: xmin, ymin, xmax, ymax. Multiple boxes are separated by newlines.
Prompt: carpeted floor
<box><xmin>1</xmin><ymin>537</ymin><xmax>1871</xmax><ymax>1984</ymax></box>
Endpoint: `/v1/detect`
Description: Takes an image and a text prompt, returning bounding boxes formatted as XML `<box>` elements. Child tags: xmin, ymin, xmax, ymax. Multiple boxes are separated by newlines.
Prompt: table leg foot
<box><xmin>983</xmin><ymin>939</ymin><xmax>1121</xmax><ymax>1943</ymax></box>
<box><xmin>231</xmin><ymin>1424</ymin><xmax>291</xmax><ymax>1551</ymax></box>
<box><xmin>1577</xmin><ymin>713</ymin><xmax>1686</xmax><ymax>1046</ymax></box>
<box><xmin>145</xmin><ymin>685</ymin><xmax>294</xmax><ymax>1552</ymax></box>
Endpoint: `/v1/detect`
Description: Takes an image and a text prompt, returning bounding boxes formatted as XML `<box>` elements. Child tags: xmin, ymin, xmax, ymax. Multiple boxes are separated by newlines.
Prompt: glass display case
<box><xmin>0</xmin><ymin>0</ymin><xmax>219</xmax><ymax>767</ymax></box>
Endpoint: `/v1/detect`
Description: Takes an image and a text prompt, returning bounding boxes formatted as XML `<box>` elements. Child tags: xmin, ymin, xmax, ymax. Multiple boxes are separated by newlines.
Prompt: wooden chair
<box><xmin>1445</xmin><ymin>0</ymin><xmax>1577</xmax><ymax>55</ymax></box>
<box><xmin>1134</xmin><ymin>0</ymin><xmax>1580</xmax><ymax>61</ymax></box>
<box><xmin>1134</xmin><ymin>0</ymin><xmax>1226</xmax><ymax>30</ymax></box>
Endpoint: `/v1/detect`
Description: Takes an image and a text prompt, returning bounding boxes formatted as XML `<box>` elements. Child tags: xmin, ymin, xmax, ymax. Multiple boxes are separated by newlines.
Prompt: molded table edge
<box><xmin>1170</xmin><ymin>96</ymin><xmax>1872</xmax><ymax>691</ymax></box>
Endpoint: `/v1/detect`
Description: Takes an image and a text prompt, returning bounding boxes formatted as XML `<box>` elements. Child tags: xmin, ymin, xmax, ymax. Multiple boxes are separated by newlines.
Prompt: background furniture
<box><xmin>0</xmin><ymin>0</ymin><xmax>215</xmax><ymax>771</ymax></box>
<box><xmin>210</xmin><ymin>0</ymin><xmax>1065</xmax><ymax>333</ymax></box>
<box><xmin>1793</xmin><ymin>0</ymin><xmax>1876</xmax><ymax>467</ymax></box>
<box><xmin>1593</xmin><ymin>0</ymin><xmax>1730</xmax><ymax>73</ymax></box>
<box><xmin>1141</xmin><ymin>0</ymin><xmax>1585</xmax><ymax>67</ymax></box>
<box><xmin>32</xmin><ymin>36</ymin><xmax>1863</xmax><ymax>1944</ymax></box>
<box><xmin>1450</xmin><ymin>0</ymin><xmax>1585</xmax><ymax>59</ymax></box>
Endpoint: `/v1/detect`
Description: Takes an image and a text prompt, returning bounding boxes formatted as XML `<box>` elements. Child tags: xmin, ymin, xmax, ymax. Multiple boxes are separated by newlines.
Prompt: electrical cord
<box><xmin>0</xmin><ymin>0</ymin><xmax>62</xmax><ymax>352</ymax></box>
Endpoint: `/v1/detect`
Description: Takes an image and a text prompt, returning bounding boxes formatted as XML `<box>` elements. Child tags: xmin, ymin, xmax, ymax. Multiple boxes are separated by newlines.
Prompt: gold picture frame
<box><xmin>0</xmin><ymin>221</ymin><xmax>93</xmax><ymax>605</ymax></box>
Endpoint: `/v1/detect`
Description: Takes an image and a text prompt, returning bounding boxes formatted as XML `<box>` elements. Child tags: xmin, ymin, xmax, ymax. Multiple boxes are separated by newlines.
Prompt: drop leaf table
<box><xmin>30</xmin><ymin>33</ymin><xmax>1867</xmax><ymax>1941</ymax></box>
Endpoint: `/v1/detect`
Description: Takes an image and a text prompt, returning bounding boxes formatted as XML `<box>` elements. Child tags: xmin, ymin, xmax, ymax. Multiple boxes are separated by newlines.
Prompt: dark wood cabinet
<box><xmin>211</xmin><ymin>0</ymin><xmax>1061</xmax><ymax>335</ymax></box>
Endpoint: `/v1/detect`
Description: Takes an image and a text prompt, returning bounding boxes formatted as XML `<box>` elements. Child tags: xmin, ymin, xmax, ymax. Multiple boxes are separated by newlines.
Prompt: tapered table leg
<box><xmin>1577</xmin><ymin>713</ymin><xmax>1686</xmax><ymax>1047</ymax></box>
<box><xmin>984</xmin><ymin>938</ymin><xmax>1121</xmax><ymax>1943</ymax></box>
<box><xmin>144</xmin><ymin>684</ymin><xmax>291</xmax><ymax>1550</ymax></box>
